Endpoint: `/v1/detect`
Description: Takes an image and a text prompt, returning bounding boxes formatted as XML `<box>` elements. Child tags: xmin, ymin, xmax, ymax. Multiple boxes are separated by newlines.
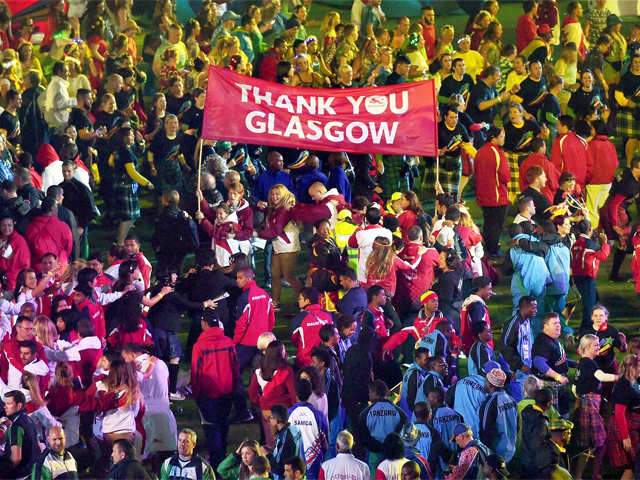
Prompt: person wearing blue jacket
<box><xmin>412</xmin><ymin>402</ymin><xmax>451</xmax><ymax>479</ymax></box>
<box><xmin>288</xmin><ymin>379</ymin><xmax>329</xmax><ymax>480</ymax></box>
<box><xmin>449</xmin><ymin>369</ymin><xmax>489</xmax><ymax>440</ymax></box>
<box><xmin>357</xmin><ymin>379</ymin><xmax>408</xmax><ymax>471</ymax></box>
<box><xmin>479</xmin><ymin>368</ymin><xmax>519</xmax><ymax>463</ymax></box>
<box><xmin>326</xmin><ymin>153</ymin><xmax>352</xmax><ymax>204</ymax></box>
<box><xmin>430</xmin><ymin>388</ymin><xmax>464</xmax><ymax>455</ymax></box>
<box><xmin>507</xmin><ymin>223</ymin><xmax>551</xmax><ymax>326</ymax></box>
<box><xmin>268</xmin><ymin>404</ymin><xmax>305</xmax><ymax>480</ymax></box>
<box><xmin>468</xmin><ymin>321</ymin><xmax>498</xmax><ymax>377</ymax></box>
<box><xmin>500</xmin><ymin>296</ymin><xmax>536</xmax><ymax>401</ymax></box>
<box><xmin>415</xmin><ymin>356</ymin><xmax>448</xmax><ymax>406</ymax></box>
<box><xmin>400</xmin><ymin>347</ymin><xmax>430</xmax><ymax>415</ymax></box>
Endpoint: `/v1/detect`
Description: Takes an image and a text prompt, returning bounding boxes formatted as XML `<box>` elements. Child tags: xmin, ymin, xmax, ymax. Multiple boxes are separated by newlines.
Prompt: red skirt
<box><xmin>578</xmin><ymin>393</ymin><xmax>606</xmax><ymax>448</ymax></box>
<box><xmin>607</xmin><ymin>410</ymin><xmax>640</xmax><ymax>468</ymax></box>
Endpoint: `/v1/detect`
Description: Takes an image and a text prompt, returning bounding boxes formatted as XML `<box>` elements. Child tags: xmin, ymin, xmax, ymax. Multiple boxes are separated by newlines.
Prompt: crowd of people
<box><xmin>0</xmin><ymin>0</ymin><xmax>638</xmax><ymax>478</ymax></box>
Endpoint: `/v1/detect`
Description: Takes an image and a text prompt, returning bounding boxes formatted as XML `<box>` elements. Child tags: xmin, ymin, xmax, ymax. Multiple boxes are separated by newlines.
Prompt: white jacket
<box><xmin>319</xmin><ymin>453</ymin><xmax>371</xmax><ymax>480</ymax></box>
<box><xmin>42</xmin><ymin>75</ymin><xmax>77</xmax><ymax>127</ymax></box>
<box><xmin>354</xmin><ymin>225</ymin><xmax>392</xmax><ymax>282</ymax></box>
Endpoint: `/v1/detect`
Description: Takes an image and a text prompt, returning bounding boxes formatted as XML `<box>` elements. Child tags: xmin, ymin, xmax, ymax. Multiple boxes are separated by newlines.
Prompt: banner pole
<box><xmin>434</xmin><ymin>155</ymin><xmax>440</xmax><ymax>218</ymax></box>
<box><xmin>197</xmin><ymin>138</ymin><xmax>203</xmax><ymax>215</ymax></box>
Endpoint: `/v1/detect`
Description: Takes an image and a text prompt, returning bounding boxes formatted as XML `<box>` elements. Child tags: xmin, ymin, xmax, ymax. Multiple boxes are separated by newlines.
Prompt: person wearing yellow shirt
<box><xmin>505</xmin><ymin>55</ymin><xmax>528</xmax><ymax>94</ymax></box>
<box><xmin>453</xmin><ymin>35</ymin><xmax>485</xmax><ymax>81</ymax></box>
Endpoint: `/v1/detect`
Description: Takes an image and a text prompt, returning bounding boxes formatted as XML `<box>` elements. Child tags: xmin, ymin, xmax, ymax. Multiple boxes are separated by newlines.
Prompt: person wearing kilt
<box><xmin>615</xmin><ymin>54</ymin><xmax>640</xmax><ymax>166</ymax></box>
<box><xmin>425</xmin><ymin>106</ymin><xmax>476</xmax><ymax>199</ymax></box>
<box><xmin>574</xmin><ymin>334</ymin><xmax>619</xmax><ymax>480</ymax></box>
<box><xmin>379</xmin><ymin>155</ymin><xmax>408</xmax><ymax>200</ymax></box>
<box><xmin>503</xmin><ymin>102</ymin><xmax>547</xmax><ymax>203</ymax></box>
<box><xmin>607</xmin><ymin>354</ymin><xmax>640</xmax><ymax>480</ymax></box>
<box><xmin>112</xmin><ymin>126</ymin><xmax>155</xmax><ymax>244</ymax></box>
<box><xmin>149</xmin><ymin>113</ymin><xmax>186</xmax><ymax>195</ymax></box>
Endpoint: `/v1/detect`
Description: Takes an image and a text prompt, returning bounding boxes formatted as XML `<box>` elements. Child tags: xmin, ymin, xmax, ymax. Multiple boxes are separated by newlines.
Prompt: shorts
<box><xmin>152</xmin><ymin>328</ymin><xmax>183</xmax><ymax>360</ymax></box>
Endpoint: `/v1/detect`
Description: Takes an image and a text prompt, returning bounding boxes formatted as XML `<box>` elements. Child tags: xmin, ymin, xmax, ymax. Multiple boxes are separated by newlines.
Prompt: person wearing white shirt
<box><xmin>41</xmin><ymin>62</ymin><xmax>77</xmax><ymax>129</ymax></box>
<box><xmin>319</xmin><ymin>430</ymin><xmax>370</xmax><ymax>480</ymax></box>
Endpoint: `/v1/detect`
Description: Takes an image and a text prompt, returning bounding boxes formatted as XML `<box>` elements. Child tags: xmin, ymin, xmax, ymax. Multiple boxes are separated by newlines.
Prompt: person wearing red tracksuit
<box><xmin>460</xmin><ymin>277</ymin><xmax>495</xmax><ymax>355</ymax></box>
<box><xmin>474</xmin><ymin>126</ymin><xmax>510</xmax><ymax>259</ymax></box>
<box><xmin>71</xmin><ymin>283</ymin><xmax>106</xmax><ymax>343</ymax></box>
<box><xmin>383</xmin><ymin>291</ymin><xmax>446</xmax><ymax>358</ymax></box>
<box><xmin>70</xmin><ymin>317</ymin><xmax>103</xmax><ymax>389</ymax></box>
<box><xmin>232</xmin><ymin>266</ymin><xmax>276</xmax><ymax>422</ymax></box>
<box><xmin>550</xmin><ymin>116</ymin><xmax>589</xmax><ymax>189</ymax></box>
<box><xmin>291</xmin><ymin>287</ymin><xmax>333</xmax><ymax>368</ymax></box>
<box><xmin>571</xmin><ymin>220</ymin><xmax>611</xmax><ymax>330</ymax></box>
<box><xmin>394</xmin><ymin>225</ymin><xmax>440</xmax><ymax>321</ymax></box>
<box><xmin>586</xmin><ymin>121</ymin><xmax>619</xmax><ymax>226</ymax></box>
<box><xmin>124</xmin><ymin>235</ymin><xmax>153</xmax><ymax>290</ymax></box>
<box><xmin>24</xmin><ymin>198</ymin><xmax>73</xmax><ymax>273</ymax></box>
<box><xmin>191</xmin><ymin>314</ymin><xmax>239</xmax><ymax>468</ymax></box>
<box><xmin>519</xmin><ymin>138</ymin><xmax>561</xmax><ymax>203</ymax></box>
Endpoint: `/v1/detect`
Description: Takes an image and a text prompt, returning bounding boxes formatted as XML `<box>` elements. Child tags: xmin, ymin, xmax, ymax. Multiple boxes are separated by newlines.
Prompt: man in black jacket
<box><xmin>109</xmin><ymin>439</ymin><xmax>152</xmax><ymax>480</ymax></box>
<box><xmin>519</xmin><ymin>388</ymin><xmax>556</xmax><ymax>479</ymax></box>
<box><xmin>178</xmin><ymin>249</ymin><xmax>237</xmax><ymax>358</ymax></box>
<box><xmin>60</xmin><ymin>160</ymin><xmax>97</xmax><ymax>258</ymax></box>
<box><xmin>152</xmin><ymin>189</ymin><xmax>198</xmax><ymax>273</ymax></box>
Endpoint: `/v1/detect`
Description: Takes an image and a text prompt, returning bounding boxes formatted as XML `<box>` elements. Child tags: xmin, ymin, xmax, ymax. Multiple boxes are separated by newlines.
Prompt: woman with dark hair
<box><xmin>54</xmin><ymin>308</ymin><xmax>79</xmax><ymax>342</ymax></box>
<box><xmin>106</xmin><ymin>292</ymin><xmax>153</xmax><ymax>351</ymax></box>
<box><xmin>86</xmin><ymin>17</ymin><xmax>108</xmax><ymax>90</ymax></box>
<box><xmin>144</xmin><ymin>93</ymin><xmax>167</xmax><ymax>144</ymax></box>
<box><xmin>299</xmin><ymin>366</ymin><xmax>328</xmax><ymax>420</ymax></box>
<box><xmin>434</xmin><ymin>248</ymin><xmax>464</xmax><ymax>331</ymax></box>
<box><xmin>568</xmin><ymin>69</ymin><xmax>607</xmax><ymax>120</ymax></box>
<box><xmin>248</xmin><ymin>340</ymin><xmax>296</xmax><ymax>449</ymax></box>
<box><xmin>111</xmin><ymin>126</ymin><xmax>154</xmax><ymax>244</ymax></box>
<box><xmin>478</xmin><ymin>21</ymin><xmax>503</xmax><ymax>66</ymax></box>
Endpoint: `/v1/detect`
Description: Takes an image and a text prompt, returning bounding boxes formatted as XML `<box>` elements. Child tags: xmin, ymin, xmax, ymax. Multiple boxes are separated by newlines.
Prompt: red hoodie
<box><xmin>551</xmin><ymin>132</ymin><xmax>589</xmax><ymax>188</ymax></box>
<box><xmin>291</xmin><ymin>304</ymin><xmax>333</xmax><ymax>367</ymax></box>
<box><xmin>73</xmin><ymin>298</ymin><xmax>106</xmax><ymax>341</ymax></box>
<box><xmin>586</xmin><ymin>135</ymin><xmax>618</xmax><ymax>185</ymax></box>
<box><xmin>0</xmin><ymin>231</ymin><xmax>30</xmax><ymax>291</ymax></box>
<box><xmin>233</xmin><ymin>280</ymin><xmax>276</xmax><ymax>347</ymax></box>
<box><xmin>191</xmin><ymin>326</ymin><xmax>239</xmax><ymax>399</ymax></box>
<box><xmin>519</xmin><ymin>152</ymin><xmax>561</xmax><ymax>203</ymax></box>
<box><xmin>24</xmin><ymin>215</ymin><xmax>73</xmax><ymax>272</ymax></box>
<box><xmin>395</xmin><ymin>243</ymin><xmax>440</xmax><ymax>307</ymax></box>
<box><xmin>249</xmin><ymin>365</ymin><xmax>297</xmax><ymax>410</ymax></box>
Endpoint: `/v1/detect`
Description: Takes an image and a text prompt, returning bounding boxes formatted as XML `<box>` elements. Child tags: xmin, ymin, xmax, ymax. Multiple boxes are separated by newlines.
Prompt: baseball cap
<box><xmin>337</xmin><ymin>209</ymin><xmax>352</xmax><ymax>220</ymax></box>
<box><xmin>607</xmin><ymin>14</ymin><xmax>622</xmax><ymax>27</ymax></box>
<box><xmin>549</xmin><ymin>418</ymin><xmax>574</xmax><ymax>431</ymax></box>
<box><xmin>215</xmin><ymin>141</ymin><xmax>232</xmax><ymax>152</ymax></box>
<box><xmin>450</xmin><ymin>423</ymin><xmax>472</xmax><ymax>441</ymax></box>
<box><xmin>390</xmin><ymin>192</ymin><xmax>402</xmax><ymax>201</ymax></box>
<box><xmin>221</xmin><ymin>11</ymin><xmax>240</xmax><ymax>22</ymax></box>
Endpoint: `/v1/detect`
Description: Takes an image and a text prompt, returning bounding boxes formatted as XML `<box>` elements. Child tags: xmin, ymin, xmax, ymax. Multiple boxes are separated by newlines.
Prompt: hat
<box><xmin>457</xmin><ymin>35</ymin><xmax>471</xmax><ymax>44</ymax></box>
<box><xmin>486</xmin><ymin>454</ymin><xmax>510</xmax><ymax>478</ymax></box>
<box><xmin>215</xmin><ymin>140</ymin><xmax>232</xmax><ymax>152</ymax></box>
<box><xmin>549</xmin><ymin>418</ymin><xmax>574</xmax><ymax>431</ymax></box>
<box><xmin>486</xmin><ymin>368</ymin><xmax>507</xmax><ymax>388</ymax></box>
<box><xmin>337</xmin><ymin>209</ymin><xmax>352</xmax><ymax>220</ymax></box>
<box><xmin>450</xmin><ymin>423</ymin><xmax>472</xmax><ymax>441</ymax></box>
<box><xmin>482</xmin><ymin>360</ymin><xmax>502</xmax><ymax>375</ymax></box>
<box><xmin>74</xmin><ymin>283</ymin><xmax>93</xmax><ymax>298</ymax></box>
<box><xmin>285</xmin><ymin>17</ymin><xmax>301</xmax><ymax>30</ymax></box>
<box><xmin>421</xmin><ymin>290</ymin><xmax>438</xmax><ymax>305</ymax></box>
<box><xmin>607</xmin><ymin>14</ymin><xmax>622</xmax><ymax>27</ymax></box>
<box><xmin>472</xmin><ymin>276</ymin><xmax>492</xmax><ymax>291</ymax></box>
<box><xmin>538</xmin><ymin>23</ymin><xmax>551</xmax><ymax>35</ymax></box>
<box><xmin>390</xmin><ymin>192</ymin><xmax>402</xmax><ymax>201</ymax></box>
<box><xmin>221</xmin><ymin>11</ymin><xmax>240</xmax><ymax>23</ymax></box>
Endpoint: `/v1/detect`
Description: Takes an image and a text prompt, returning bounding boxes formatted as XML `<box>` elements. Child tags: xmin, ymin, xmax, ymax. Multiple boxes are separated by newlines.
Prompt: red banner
<box><xmin>202</xmin><ymin>66</ymin><xmax>438</xmax><ymax>156</ymax></box>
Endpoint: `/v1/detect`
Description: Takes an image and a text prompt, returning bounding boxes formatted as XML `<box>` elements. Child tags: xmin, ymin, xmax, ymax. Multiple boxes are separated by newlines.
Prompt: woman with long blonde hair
<box><xmin>320</xmin><ymin>10</ymin><xmax>341</xmax><ymax>52</ymax></box>
<box><xmin>61</xmin><ymin>258</ymin><xmax>88</xmax><ymax>293</ymax></box>
<box><xmin>258</xmin><ymin>184</ymin><xmax>301</xmax><ymax>310</ymax></box>
<box><xmin>364</xmin><ymin>236</ymin><xmax>421</xmax><ymax>298</ymax></box>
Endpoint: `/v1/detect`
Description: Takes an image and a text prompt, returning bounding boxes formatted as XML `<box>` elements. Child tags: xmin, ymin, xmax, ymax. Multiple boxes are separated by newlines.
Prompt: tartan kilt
<box><xmin>606</xmin><ymin>410</ymin><xmax>640</xmax><ymax>468</ymax></box>
<box><xmin>577</xmin><ymin>393</ymin><xmax>606</xmax><ymax>448</ymax></box>
<box><xmin>380</xmin><ymin>155</ymin><xmax>406</xmax><ymax>199</ymax></box>
<box><xmin>505</xmin><ymin>151</ymin><xmax>529</xmax><ymax>203</ymax></box>
<box><xmin>422</xmin><ymin>155</ymin><xmax>462</xmax><ymax>197</ymax></box>
<box><xmin>113</xmin><ymin>182</ymin><xmax>140</xmax><ymax>221</ymax></box>
<box><xmin>616</xmin><ymin>110</ymin><xmax>640</xmax><ymax>139</ymax></box>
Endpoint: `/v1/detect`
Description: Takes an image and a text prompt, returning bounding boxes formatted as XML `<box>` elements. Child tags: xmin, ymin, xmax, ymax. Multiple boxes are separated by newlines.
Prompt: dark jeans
<box><xmin>196</xmin><ymin>395</ymin><xmax>232</xmax><ymax>468</ymax></box>
<box><xmin>574</xmin><ymin>275</ymin><xmax>597</xmax><ymax>332</ymax></box>
<box><xmin>344</xmin><ymin>399</ymin><xmax>368</xmax><ymax>461</ymax></box>
<box><xmin>233</xmin><ymin>345</ymin><xmax>258</xmax><ymax>416</ymax></box>
<box><xmin>263</xmin><ymin>240</ymin><xmax>273</xmax><ymax>284</ymax></box>
<box><xmin>482</xmin><ymin>205</ymin><xmax>507</xmax><ymax>255</ymax></box>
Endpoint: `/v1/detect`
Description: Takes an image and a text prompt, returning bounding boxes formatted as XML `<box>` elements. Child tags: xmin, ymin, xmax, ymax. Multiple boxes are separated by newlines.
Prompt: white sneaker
<box><xmin>169</xmin><ymin>392</ymin><xmax>186</xmax><ymax>401</ymax></box>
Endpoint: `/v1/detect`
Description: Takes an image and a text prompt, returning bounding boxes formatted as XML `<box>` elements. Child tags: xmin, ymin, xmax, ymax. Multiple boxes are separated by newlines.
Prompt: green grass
<box><xmin>89</xmin><ymin>1</ymin><xmax>640</xmax><ymax>476</ymax></box>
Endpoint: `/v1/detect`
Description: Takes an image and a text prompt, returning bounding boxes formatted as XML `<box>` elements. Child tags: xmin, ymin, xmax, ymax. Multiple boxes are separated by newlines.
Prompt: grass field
<box><xmin>93</xmin><ymin>1</ymin><xmax>640</xmax><ymax>476</ymax></box>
